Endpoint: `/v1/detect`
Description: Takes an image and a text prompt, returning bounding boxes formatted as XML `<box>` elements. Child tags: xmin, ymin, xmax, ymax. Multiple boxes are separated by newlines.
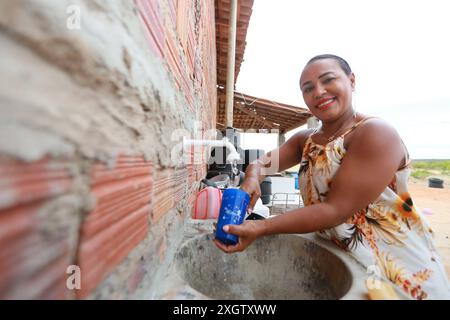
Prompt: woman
<box><xmin>214</xmin><ymin>54</ymin><xmax>450</xmax><ymax>299</ymax></box>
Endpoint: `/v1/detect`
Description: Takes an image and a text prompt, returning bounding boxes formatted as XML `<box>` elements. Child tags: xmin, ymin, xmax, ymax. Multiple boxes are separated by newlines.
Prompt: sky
<box><xmin>236</xmin><ymin>0</ymin><xmax>450</xmax><ymax>159</ymax></box>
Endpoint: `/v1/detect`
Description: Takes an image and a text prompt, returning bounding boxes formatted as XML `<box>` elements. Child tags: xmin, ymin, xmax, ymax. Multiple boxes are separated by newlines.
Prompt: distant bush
<box><xmin>410</xmin><ymin>169</ymin><xmax>432</xmax><ymax>180</ymax></box>
<box><xmin>410</xmin><ymin>160</ymin><xmax>450</xmax><ymax>178</ymax></box>
<box><xmin>412</xmin><ymin>160</ymin><xmax>450</xmax><ymax>175</ymax></box>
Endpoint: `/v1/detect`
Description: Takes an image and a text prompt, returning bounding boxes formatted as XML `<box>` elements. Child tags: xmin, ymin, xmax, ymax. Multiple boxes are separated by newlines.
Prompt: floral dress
<box><xmin>298</xmin><ymin>118</ymin><xmax>450</xmax><ymax>300</ymax></box>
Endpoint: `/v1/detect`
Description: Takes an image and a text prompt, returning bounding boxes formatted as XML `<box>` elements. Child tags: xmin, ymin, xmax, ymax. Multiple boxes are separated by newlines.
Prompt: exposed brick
<box><xmin>0</xmin><ymin>157</ymin><xmax>74</xmax><ymax>299</ymax></box>
<box><xmin>173</xmin><ymin>166</ymin><xmax>188</xmax><ymax>202</ymax></box>
<box><xmin>77</xmin><ymin>155</ymin><xmax>152</xmax><ymax>298</ymax></box>
<box><xmin>0</xmin><ymin>157</ymin><xmax>72</xmax><ymax>210</ymax></box>
<box><xmin>152</xmin><ymin>168</ymin><xmax>175</xmax><ymax>223</ymax></box>
<box><xmin>135</xmin><ymin>0</ymin><xmax>165</xmax><ymax>59</ymax></box>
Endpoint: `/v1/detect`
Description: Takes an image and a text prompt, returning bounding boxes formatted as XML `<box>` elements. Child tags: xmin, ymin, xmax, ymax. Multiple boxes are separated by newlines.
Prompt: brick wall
<box><xmin>0</xmin><ymin>0</ymin><xmax>216</xmax><ymax>299</ymax></box>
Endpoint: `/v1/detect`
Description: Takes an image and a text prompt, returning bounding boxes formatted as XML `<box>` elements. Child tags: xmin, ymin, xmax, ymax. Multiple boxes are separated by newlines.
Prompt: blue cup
<box><xmin>215</xmin><ymin>188</ymin><xmax>250</xmax><ymax>245</ymax></box>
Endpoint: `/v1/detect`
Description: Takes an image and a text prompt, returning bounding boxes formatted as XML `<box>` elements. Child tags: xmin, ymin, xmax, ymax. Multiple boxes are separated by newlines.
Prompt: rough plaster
<box><xmin>0</xmin><ymin>0</ymin><xmax>215</xmax><ymax>298</ymax></box>
<box><xmin>0</xmin><ymin>0</ymin><xmax>201</xmax><ymax>165</ymax></box>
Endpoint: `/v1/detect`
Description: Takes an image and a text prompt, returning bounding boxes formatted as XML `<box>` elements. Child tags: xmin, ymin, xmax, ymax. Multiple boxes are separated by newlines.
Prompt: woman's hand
<box><xmin>239</xmin><ymin>176</ymin><xmax>262</xmax><ymax>213</ymax></box>
<box><xmin>213</xmin><ymin>219</ymin><xmax>267</xmax><ymax>253</ymax></box>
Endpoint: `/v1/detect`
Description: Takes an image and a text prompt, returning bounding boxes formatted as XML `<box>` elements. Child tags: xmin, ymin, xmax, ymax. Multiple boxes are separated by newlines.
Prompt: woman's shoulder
<box><xmin>295</xmin><ymin>127</ymin><xmax>317</xmax><ymax>138</ymax></box>
<box><xmin>291</xmin><ymin>128</ymin><xmax>316</xmax><ymax>144</ymax></box>
<box><xmin>283</xmin><ymin>128</ymin><xmax>316</xmax><ymax>153</ymax></box>
<box><xmin>356</xmin><ymin>115</ymin><xmax>400</xmax><ymax>136</ymax></box>
<box><xmin>345</xmin><ymin>115</ymin><xmax>408</xmax><ymax>172</ymax></box>
<box><xmin>347</xmin><ymin>115</ymin><xmax>403</xmax><ymax>148</ymax></box>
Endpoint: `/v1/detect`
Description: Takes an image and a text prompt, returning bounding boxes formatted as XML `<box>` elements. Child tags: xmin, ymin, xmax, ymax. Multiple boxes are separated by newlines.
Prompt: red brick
<box><xmin>0</xmin><ymin>157</ymin><xmax>73</xmax><ymax>299</ymax></box>
<box><xmin>76</xmin><ymin>155</ymin><xmax>152</xmax><ymax>298</ymax></box>
<box><xmin>0</xmin><ymin>157</ymin><xmax>72</xmax><ymax>210</ymax></box>
<box><xmin>135</xmin><ymin>0</ymin><xmax>165</xmax><ymax>59</ymax></box>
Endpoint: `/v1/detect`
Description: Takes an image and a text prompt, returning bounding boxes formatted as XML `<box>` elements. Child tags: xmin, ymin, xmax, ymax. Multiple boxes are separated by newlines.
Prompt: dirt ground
<box><xmin>408</xmin><ymin>178</ymin><xmax>450</xmax><ymax>279</ymax></box>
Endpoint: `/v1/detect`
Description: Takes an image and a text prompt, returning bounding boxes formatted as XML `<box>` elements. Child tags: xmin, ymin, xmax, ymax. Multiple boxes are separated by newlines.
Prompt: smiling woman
<box><xmin>214</xmin><ymin>54</ymin><xmax>450</xmax><ymax>300</ymax></box>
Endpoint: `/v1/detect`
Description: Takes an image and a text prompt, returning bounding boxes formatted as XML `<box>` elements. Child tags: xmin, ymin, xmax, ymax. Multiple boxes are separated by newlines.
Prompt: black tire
<box><xmin>428</xmin><ymin>177</ymin><xmax>444</xmax><ymax>189</ymax></box>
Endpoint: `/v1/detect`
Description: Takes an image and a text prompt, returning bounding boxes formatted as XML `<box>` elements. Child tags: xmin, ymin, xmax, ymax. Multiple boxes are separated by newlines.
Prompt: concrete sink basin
<box><xmin>175</xmin><ymin>233</ymin><xmax>353</xmax><ymax>299</ymax></box>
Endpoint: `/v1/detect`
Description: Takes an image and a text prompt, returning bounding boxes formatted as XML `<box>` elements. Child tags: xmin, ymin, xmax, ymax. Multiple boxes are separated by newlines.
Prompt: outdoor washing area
<box><xmin>162</xmin><ymin>131</ymin><xmax>366</xmax><ymax>300</ymax></box>
<box><xmin>1</xmin><ymin>0</ymin><xmax>448</xmax><ymax>302</ymax></box>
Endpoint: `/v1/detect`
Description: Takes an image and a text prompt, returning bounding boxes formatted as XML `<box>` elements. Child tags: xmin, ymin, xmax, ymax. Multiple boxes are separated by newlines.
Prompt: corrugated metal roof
<box><xmin>215</xmin><ymin>0</ymin><xmax>311</xmax><ymax>132</ymax></box>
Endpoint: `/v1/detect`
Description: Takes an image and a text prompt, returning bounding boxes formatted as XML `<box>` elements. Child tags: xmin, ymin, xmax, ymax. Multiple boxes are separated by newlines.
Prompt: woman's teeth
<box><xmin>318</xmin><ymin>98</ymin><xmax>335</xmax><ymax>108</ymax></box>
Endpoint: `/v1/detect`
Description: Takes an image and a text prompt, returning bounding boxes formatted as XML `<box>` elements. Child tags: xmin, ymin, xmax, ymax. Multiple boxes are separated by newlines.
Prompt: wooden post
<box><xmin>278</xmin><ymin>131</ymin><xmax>286</xmax><ymax>147</ymax></box>
<box><xmin>225</xmin><ymin>0</ymin><xmax>238</xmax><ymax>128</ymax></box>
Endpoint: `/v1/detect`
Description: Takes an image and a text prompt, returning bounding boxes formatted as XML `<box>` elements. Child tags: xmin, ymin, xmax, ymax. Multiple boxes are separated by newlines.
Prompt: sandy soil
<box><xmin>408</xmin><ymin>179</ymin><xmax>450</xmax><ymax>278</ymax></box>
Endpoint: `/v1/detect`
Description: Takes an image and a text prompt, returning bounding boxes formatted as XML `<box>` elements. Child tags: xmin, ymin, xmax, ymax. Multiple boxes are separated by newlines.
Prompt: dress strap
<box><xmin>340</xmin><ymin>116</ymin><xmax>376</xmax><ymax>138</ymax></box>
<box><xmin>306</xmin><ymin>127</ymin><xmax>320</xmax><ymax>141</ymax></box>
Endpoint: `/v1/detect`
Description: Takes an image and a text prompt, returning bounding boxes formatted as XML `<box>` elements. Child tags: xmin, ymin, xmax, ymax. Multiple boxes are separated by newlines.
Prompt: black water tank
<box><xmin>243</xmin><ymin>149</ymin><xmax>265</xmax><ymax>173</ymax></box>
<box><xmin>428</xmin><ymin>177</ymin><xmax>444</xmax><ymax>189</ymax></box>
<box><xmin>260</xmin><ymin>177</ymin><xmax>272</xmax><ymax>205</ymax></box>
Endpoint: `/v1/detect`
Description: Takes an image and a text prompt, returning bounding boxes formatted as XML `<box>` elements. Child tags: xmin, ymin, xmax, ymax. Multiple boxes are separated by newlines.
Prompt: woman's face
<box><xmin>300</xmin><ymin>59</ymin><xmax>355</xmax><ymax>122</ymax></box>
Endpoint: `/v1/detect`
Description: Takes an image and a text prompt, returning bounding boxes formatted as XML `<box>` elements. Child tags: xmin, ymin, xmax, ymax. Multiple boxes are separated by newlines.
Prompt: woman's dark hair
<box><xmin>306</xmin><ymin>54</ymin><xmax>352</xmax><ymax>75</ymax></box>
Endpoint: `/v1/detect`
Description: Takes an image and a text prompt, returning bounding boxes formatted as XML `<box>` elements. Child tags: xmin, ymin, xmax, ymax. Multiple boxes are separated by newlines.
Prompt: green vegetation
<box><xmin>410</xmin><ymin>169</ymin><xmax>433</xmax><ymax>179</ymax></box>
<box><xmin>410</xmin><ymin>160</ymin><xmax>450</xmax><ymax>179</ymax></box>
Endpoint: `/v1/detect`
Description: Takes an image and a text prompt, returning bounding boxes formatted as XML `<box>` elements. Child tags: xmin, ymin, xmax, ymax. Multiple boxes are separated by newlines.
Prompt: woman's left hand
<box><xmin>213</xmin><ymin>220</ymin><xmax>267</xmax><ymax>253</ymax></box>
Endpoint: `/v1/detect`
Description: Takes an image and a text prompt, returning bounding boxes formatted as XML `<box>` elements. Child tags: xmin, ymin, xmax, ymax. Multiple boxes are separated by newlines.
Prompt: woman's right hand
<box><xmin>239</xmin><ymin>176</ymin><xmax>262</xmax><ymax>213</ymax></box>
<box><xmin>213</xmin><ymin>219</ymin><xmax>267</xmax><ymax>253</ymax></box>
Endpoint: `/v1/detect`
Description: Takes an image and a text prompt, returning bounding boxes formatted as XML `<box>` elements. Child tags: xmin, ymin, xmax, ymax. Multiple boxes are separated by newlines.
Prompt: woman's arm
<box><xmin>216</xmin><ymin>119</ymin><xmax>405</xmax><ymax>252</ymax></box>
<box><xmin>245</xmin><ymin>129</ymin><xmax>313</xmax><ymax>180</ymax></box>
<box><xmin>241</xmin><ymin>129</ymin><xmax>313</xmax><ymax>210</ymax></box>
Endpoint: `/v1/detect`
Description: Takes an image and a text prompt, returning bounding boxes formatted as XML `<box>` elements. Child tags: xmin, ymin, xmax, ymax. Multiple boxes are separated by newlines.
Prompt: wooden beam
<box><xmin>249</xmin><ymin>116</ymin><xmax>257</xmax><ymax>129</ymax></box>
<box><xmin>284</xmin><ymin>116</ymin><xmax>312</xmax><ymax>132</ymax></box>
<box><xmin>234</xmin><ymin>103</ymin><xmax>277</xmax><ymax>129</ymax></box>
<box><xmin>236</xmin><ymin>105</ymin><xmax>304</xmax><ymax>123</ymax></box>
